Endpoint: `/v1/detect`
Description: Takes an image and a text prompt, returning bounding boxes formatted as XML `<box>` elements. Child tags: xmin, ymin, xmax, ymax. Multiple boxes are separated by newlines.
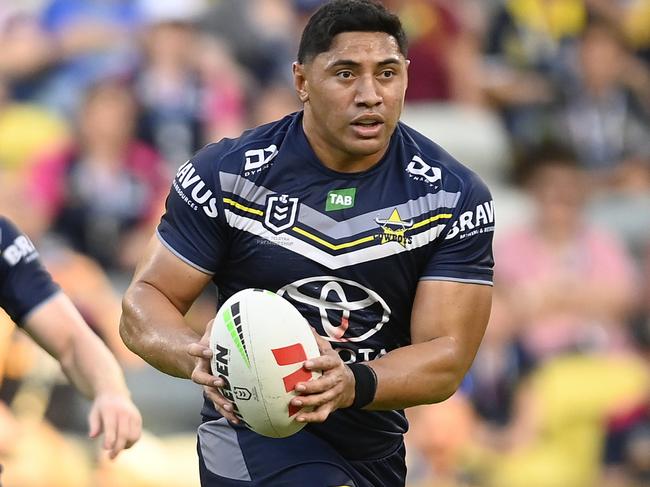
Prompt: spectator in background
<box><xmin>0</xmin><ymin>3</ymin><xmax>58</xmax><ymax>84</ymax></box>
<box><xmin>646</xmin><ymin>245</ymin><xmax>650</xmax><ymax>317</ymax></box>
<box><xmin>29</xmin><ymin>79</ymin><xmax>169</xmax><ymax>272</ymax></box>
<box><xmin>0</xmin><ymin>74</ymin><xmax>69</xmax><ymax>172</ymax></box>
<box><xmin>602</xmin><ymin>316</ymin><xmax>650</xmax><ymax>487</ymax></box>
<box><xmin>135</xmin><ymin>0</ymin><xmax>246</xmax><ymax>166</ymax></box>
<box><xmin>0</xmin><ymin>7</ymin><xmax>71</xmax><ymax>172</ymax></box>
<box><xmin>496</xmin><ymin>147</ymin><xmax>638</xmax><ymax>362</ymax></box>
<box><xmin>201</xmin><ymin>0</ymin><xmax>298</xmax><ymax>89</ymax></box>
<box><xmin>465</xmin><ymin>288</ymin><xmax>535</xmax><ymax>427</ymax></box>
<box><xmin>7</xmin><ymin>0</ymin><xmax>140</xmax><ymax>116</ymax></box>
<box><xmin>405</xmin><ymin>394</ymin><xmax>478</xmax><ymax>487</ymax></box>
<box><xmin>386</xmin><ymin>0</ymin><xmax>484</xmax><ymax>105</ymax></box>
<box><xmin>0</xmin><ymin>168</ymin><xmax>139</xmax><ymax>369</ymax></box>
<box><xmin>557</xmin><ymin>22</ymin><xmax>650</xmax><ymax>179</ymax></box>
<box><xmin>470</xmin><ymin>207</ymin><xmax>647</xmax><ymax>487</ymax></box>
<box><xmin>622</xmin><ymin>0</ymin><xmax>650</xmax><ymax>62</ymax></box>
<box><xmin>482</xmin><ymin>0</ymin><xmax>587</xmax><ymax>148</ymax></box>
<box><xmin>250</xmin><ymin>83</ymin><xmax>302</xmax><ymax>127</ymax></box>
<box><xmin>471</xmin><ymin>338</ymin><xmax>649</xmax><ymax>487</ymax></box>
<box><xmin>585</xmin><ymin>0</ymin><xmax>650</xmax><ymax>63</ymax></box>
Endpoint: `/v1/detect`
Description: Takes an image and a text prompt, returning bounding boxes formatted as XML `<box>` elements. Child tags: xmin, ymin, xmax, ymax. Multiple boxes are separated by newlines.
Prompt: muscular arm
<box><xmin>293</xmin><ymin>280</ymin><xmax>491</xmax><ymax>419</ymax></box>
<box><xmin>368</xmin><ymin>280</ymin><xmax>492</xmax><ymax>409</ymax></box>
<box><xmin>120</xmin><ymin>236</ymin><xmax>214</xmax><ymax>379</ymax></box>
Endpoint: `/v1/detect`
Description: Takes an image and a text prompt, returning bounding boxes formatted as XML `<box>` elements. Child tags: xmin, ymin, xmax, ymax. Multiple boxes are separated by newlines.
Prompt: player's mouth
<box><xmin>350</xmin><ymin>115</ymin><xmax>384</xmax><ymax>138</ymax></box>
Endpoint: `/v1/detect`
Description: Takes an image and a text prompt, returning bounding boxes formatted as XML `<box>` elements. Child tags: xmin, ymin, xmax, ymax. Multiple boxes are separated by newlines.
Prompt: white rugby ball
<box><xmin>209</xmin><ymin>288</ymin><xmax>321</xmax><ymax>438</ymax></box>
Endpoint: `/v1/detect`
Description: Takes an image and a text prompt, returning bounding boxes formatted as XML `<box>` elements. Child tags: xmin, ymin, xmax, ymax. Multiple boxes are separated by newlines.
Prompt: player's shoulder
<box><xmin>396</xmin><ymin>122</ymin><xmax>490</xmax><ymax>197</ymax></box>
<box><xmin>0</xmin><ymin>216</ymin><xmax>20</xmax><ymax>249</ymax></box>
<box><xmin>0</xmin><ymin>216</ymin><xmax>38</xmax><ymax>267</ymax></box>
<box><xmin>186</xmin><ymin>113</ymin><xmax>296</xmax><ymax>176</ymax></box>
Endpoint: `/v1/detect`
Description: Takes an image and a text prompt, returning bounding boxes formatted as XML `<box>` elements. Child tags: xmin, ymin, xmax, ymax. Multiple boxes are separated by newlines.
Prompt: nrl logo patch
<box><xmin>263</xmin><ymin>194</ymin><xmax>299</xmax><ymax>234</ymax></box>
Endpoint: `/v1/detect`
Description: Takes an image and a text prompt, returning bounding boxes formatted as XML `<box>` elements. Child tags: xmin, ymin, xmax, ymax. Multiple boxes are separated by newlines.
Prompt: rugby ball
<box><xmin>209</xmin><ymin>288</ymin><xmax>321</xmax><ymax>438</ymax></box>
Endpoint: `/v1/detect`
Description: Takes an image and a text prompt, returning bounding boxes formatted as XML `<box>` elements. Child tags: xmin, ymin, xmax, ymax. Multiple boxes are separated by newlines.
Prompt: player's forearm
<box><xmin>59</xmin><ymin>328</ymin><xmax>130</xmax><ymax>400</ymax></box>
<box><xmin>25</xmin><ymin>293</ymin><xmax>130</xmax><ymax>400</ymax></box>
<box><xmin>364</xmin><ymin>336</ymin><xmax>467</xmax><ymax>410</ymax></box>
<box><xmin>120</xmin><ymin>280</ymin><xmax>200</xmax><ymax>378</ymax></box>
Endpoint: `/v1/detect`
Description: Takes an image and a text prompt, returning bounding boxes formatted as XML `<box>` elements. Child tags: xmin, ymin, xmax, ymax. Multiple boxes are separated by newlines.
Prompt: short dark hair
<box><xmin>515</xmin><ymin>143</ymin><xmax>580</xmax><ymax>186</ymax></box>
<box><xmin>297</xmin><ymin>0</ymin><xmax>408</xmax><ymax>64</ymax></box>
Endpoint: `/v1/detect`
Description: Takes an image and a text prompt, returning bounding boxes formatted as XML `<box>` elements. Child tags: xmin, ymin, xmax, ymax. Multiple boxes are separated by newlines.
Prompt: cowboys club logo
<box><xmin>277</xmin><ymin>277</ymin><xmax>391</xmax><ymax>343</ymax></box>
<box><xmin>374</xmin><ymin>208</ymin><xmax>414</xmax><ymax>247</ymax></box>
<box><xmin>264</xmin><ymin>194</ymin><xmax>299</xmax><ymax>234</ymax></box>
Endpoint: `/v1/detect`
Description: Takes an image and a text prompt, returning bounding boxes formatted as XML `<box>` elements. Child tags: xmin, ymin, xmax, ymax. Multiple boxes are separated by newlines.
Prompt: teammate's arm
<box><xmin>292</xmin><ymin>279</ymin><xmax>491</xmax><ymax>420</ymax></box>
<box><xmin>24</xmin><ymin>292</ymin><xmax>142</xmax><ymax>459</ymax></box>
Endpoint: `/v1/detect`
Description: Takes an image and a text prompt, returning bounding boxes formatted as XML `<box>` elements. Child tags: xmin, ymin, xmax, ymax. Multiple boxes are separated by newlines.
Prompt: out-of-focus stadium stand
<box><xmin>0</xmin><ymin>1</ymin><xmax>648</xmax><ymax>486</ymax></box>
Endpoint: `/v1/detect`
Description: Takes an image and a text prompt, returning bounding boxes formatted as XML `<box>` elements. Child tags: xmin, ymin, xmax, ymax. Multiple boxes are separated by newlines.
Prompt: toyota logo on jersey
<box><xmin>277</xmin><ymin>277</ymin><xmax>391</xmax><ymax>343</ymax></box>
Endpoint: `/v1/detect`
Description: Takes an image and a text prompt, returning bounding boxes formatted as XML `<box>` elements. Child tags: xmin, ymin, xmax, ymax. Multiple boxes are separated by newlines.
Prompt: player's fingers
<box><xmin>191</xmin><ymin>367</ymin><xmax>223</xmax><ymax>387</ymax></box>
<box><xmin>292</xmin><ymin>385</ymin><xmax>338</xmax><ymax>408</ymax></box>
<box><xmin>125</xmin><ymin>415</ymin><xmax>141</xmax><ymax>449</ymax></box>
<box><xmin>88</xmin><ymin>406</ymin><xmax>101</xmax><ymax>438</ymax></box>
<box><xmin>295</xmin><ymin>372</ymin><xmax>339</xmax><ymax>395</ymax></box>
<box><xmin>188</xmin><ymin>342</ymin><xmax>212</xmax><ymax>359</ymax></box>
<box><xmin>296</xmin><ymin>403</ymin><xmax>333</xmax><ymax>424</ymax></box>
<box><xmin>109</xmin><ymin>415</ymin><xmax>130</xmax><ymax>460</ymax></box>
<box><xmin>303</xmin><ymin>354</ymin><xmax>340</xmax><ymax>372</ymax></box>
<box><xmin>204</xmin><ymin>386</ymin><xmax>239</xmax><ymax>424</ymax></box>
<box><xmin>101</xmin><ymin>411</ymin><xmax>117</xmax><ymax>452</ymax></box>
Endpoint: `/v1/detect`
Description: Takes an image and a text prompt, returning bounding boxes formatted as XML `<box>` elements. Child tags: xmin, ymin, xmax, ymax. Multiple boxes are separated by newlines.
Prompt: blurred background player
<box><xmin>0</xmin><ymin>215</ymin><xmax>141</xmax><ymax>485</ymax></box>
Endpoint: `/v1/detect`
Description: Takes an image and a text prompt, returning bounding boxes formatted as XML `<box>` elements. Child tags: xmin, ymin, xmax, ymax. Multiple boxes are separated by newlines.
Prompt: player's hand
<box><xmin>290</xmin><ymin>331</ymin><xmax>355</xmax><ymax>423</ymax></box>
<box><xmin>187</xmin><ymin>329</ymin><xmax>239</xmax><ymax>424</ymax></box>
<box><xmin>88</xmin><ymin>392</ymin><xmax>142</xmax><ymax>460</ymax></box>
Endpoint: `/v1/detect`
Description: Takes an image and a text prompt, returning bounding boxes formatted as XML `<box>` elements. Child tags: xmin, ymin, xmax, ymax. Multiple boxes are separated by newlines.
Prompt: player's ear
<box><xmin>292</xmin><ymin>62</ymin><xmax>309</xmax><ymax>103</ymax></box>
<box><xmin>403</xmin><ymin>59</ymin><xmax>410</xmax><ymax>93</ymax></box>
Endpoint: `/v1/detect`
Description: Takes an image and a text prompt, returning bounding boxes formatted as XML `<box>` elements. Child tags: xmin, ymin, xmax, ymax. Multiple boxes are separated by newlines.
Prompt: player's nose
<box><xmin>354</xmin><ymin>75</ymin><xmax>382</xmax><ymax>107</ymax></box>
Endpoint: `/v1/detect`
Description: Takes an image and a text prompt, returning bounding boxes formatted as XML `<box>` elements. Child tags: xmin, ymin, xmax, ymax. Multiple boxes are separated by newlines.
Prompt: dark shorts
<box><xmin>197</xmin><ymin>419</ymin><xmax>406</xmax><ymax>487</ymax></box>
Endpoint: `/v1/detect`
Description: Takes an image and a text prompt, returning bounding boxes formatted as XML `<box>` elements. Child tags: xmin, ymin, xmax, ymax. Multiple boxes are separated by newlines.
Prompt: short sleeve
<box><xmin>157</xmin><ymin>145</ymin><xmax>230</xmax><ymax>274</ymax></box>
<box><xmin>0</xmin><ymin>217</ymin><xmax>60</xmax><ymax>325</ymax></box>
<box><xmin>421</xmin><ymin>175</ymin><xmax>495</xmax><ymax>285</ymax></box>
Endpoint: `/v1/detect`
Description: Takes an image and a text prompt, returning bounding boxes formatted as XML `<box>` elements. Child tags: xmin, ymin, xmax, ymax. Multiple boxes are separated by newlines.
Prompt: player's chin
<box><xmin>346</xmin><ymin>137</ymin><xmax>389</xmax><ymax>156</ymax></box>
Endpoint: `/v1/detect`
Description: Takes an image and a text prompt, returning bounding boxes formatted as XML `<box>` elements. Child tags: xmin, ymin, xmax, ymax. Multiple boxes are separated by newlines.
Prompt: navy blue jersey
<box><xmin>158</xmin><ymin>111</ymin><xmax>494</xmax><ymax>460</ymax></box>
<box><xmin>0</xmin><ymin>217</ymin><xmax>60</xmax><ymax>325</ymax></box>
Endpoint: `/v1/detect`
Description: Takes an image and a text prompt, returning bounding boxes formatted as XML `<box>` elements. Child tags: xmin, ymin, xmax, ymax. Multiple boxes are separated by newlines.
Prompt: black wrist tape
<box><xmin>348</xmin><ymin>363</ymin><xmax>378</xmax><ymax>409</ymax></box>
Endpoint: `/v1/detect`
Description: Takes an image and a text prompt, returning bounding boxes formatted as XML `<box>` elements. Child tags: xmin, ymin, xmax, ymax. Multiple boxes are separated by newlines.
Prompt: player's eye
<box><xmin>379</xmin><ymin>70</ymin><xmax>395</xmax><ymax>79</ymax></box>
<box><xmin>336</xmin><ymin>70</ymin><xmax>354</xmax><ymax>79</ymax></box>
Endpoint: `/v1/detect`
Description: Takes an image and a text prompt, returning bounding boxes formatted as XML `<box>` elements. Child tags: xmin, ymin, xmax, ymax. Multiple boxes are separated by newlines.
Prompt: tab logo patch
<box><xmin>326</xmin><ymin>188</ymin><xmax>356</xmax><ymax>212</ymax></box>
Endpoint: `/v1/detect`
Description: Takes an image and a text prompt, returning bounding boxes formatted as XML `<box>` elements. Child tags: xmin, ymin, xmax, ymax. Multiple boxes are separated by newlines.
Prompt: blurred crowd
<box><xmin>0</xmin><ymin>0</ymin><xmax>648</xmax><ymax>486</ymax></box>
